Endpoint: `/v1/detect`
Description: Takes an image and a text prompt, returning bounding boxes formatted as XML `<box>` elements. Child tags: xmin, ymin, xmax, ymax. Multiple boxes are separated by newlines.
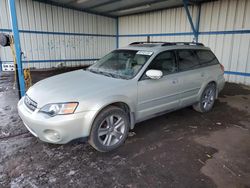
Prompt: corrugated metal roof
<box><xmin>37</xmin><ymin>0</ymin><xmax>216</xmax><ymax>17</ymax></box>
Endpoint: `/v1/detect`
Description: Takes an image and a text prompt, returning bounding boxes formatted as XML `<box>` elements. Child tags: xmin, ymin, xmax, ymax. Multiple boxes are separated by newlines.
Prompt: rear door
<box><xmin>176</xmin><ymin>49</ymin><xmax>204</xmax><ymax>106</ymax></box>
<box><xmin>137</xmin><ymin>50</ymin><xmax>181</xmax><ymax>121</ymax></box>
<box><xmin>195</xmin><ymin>49</ymin><xmax>221</xmax><ymax>82</ymax></box>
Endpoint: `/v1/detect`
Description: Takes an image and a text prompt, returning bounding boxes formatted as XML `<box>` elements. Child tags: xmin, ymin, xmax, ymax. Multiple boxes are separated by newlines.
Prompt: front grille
<box><xmin>24</xmin><ymin>95</ymin><xmax>37</xmax><ymax>111</ymax></box>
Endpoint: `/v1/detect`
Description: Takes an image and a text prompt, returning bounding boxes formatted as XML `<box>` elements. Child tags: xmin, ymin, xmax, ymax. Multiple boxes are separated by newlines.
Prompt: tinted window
<box><xmin>196</xmin><ymin>50</ymin><xmax>219</xmax><ymax>66</ymax></box>
<box><xmin>147</xmin><ymin>51</ymin><xmax>177</xmax><ymax>76</ymax></box>
<box><xmin>177</xmin><ymin>50</ymin><xmax>200</xmax><ymax>71</ymax></box>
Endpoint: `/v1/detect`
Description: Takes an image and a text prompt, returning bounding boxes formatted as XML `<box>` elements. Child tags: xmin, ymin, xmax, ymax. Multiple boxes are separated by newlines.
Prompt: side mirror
<box><xmin>146</xmin><ymin>69</ymin><xmax>163</xmax><ymax>80</ymax></box>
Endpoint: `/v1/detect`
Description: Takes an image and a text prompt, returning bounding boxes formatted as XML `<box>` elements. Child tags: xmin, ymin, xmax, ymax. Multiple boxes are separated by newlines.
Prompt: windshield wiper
<box><xmin>111</xmin><ymin>74</ymin><xmax>129</xmax><ymax>79</ymax></box>
<box><xmin>88</xmin><ymin>69</ymin><xmax>99</xmax><ymax>74</ymax></box>
<box><xmin>88</xmin><ymin>69</ymin><xmax>115</xmax><ymax>78</ymax></box>
<box><xmin>101</xmin><ymin>71</ymin><xmax>130</xmax><ymax>79</ymax></box>
<box><xmin>88</xmin><ymin>69</ymin><xmax>129</xmax><ymax>79</ymax></box>
<box><xmin>99</xmin><ymin>71</ymin><xmax>115</xmax><ymax>78</ymax></box>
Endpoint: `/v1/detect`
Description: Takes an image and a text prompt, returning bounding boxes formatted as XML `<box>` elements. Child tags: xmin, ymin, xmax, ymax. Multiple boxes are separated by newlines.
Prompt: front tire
<box><xmin>89</xmin><ymin>106</ymin><xmax>129</xmax><ymax>152</ymax></box>
<box><xmin>193</xmin><ymin>83</ymin><xmax>216</xmax><ymax>113</ymax></box>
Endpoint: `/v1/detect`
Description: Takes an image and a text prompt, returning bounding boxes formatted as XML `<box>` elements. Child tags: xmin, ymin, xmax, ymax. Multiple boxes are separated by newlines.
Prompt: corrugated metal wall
<box><xmin>119</xmin><ymin>6</ymin><xmax>198</xmax><ymax>45</ymax></box>
<box><xmin>1</xmin><ymin>0</ymin><xmax>250</xmax><ymax>85</ymax></box>
<box><xmin>0</xmin><ymin>0</ymin><xmax>12</xmax><ymax>66</ymax></box>
<box><xmin>199</xmin><ymin>0</ymin><xmax>250</xmax><ymax>85</ymax></box>
<box><xmin>118</xmin><ymin>0</ymin><xmax>250</xmax><ymax>85</ymax></box>
<box><xmin>0</xmin><ymin>0</ymin><xmax>116</xmax><ymax>69</ymax></box>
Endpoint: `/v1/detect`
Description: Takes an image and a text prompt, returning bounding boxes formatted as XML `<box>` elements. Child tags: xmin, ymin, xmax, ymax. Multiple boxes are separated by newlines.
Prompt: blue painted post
<box><xmin>182</xmin><ymin>0</ymin><xmax>197</xmax><ymax>42</ymax></box>
<box><xmin>116</xmin><ymin>17</ymin><xmax>119</xmax><ymax>48</ymax></box>
<box><xmin>195</xmin><ymin>4</ymin><xmax>201</xmax><ymax>42</ymax></box>
<box><xmin>8</xmin><ymin>0</ymin><xmax>26</xmax><ymax>97</ymax></box>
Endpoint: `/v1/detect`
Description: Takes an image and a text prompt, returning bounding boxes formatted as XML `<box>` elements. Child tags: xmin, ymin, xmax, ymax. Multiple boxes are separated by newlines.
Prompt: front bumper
<box><xmin>18</xmin><ymin>97</ymin><xmax>97</xmax><ymax>144</ymax></box>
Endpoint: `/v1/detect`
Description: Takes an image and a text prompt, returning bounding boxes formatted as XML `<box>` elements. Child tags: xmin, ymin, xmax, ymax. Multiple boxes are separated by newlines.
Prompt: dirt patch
<box><xmin>220</xmin><ymin>83</ymin><xmax>250</xmax><ymax>97</ymax></box>
<box><xmin>0</xmin><ymin>70</ymin><xmax>250</xmax><ymax>187</ymax></box>
<box><xmin>195</xmin><ymin>125</ymin><xmax>250</xmax><ymax>188</ymax></box>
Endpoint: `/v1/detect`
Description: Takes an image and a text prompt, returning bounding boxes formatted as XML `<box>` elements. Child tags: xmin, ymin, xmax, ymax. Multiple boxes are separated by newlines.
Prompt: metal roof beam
<box><xmin>87</xmin><ymin>0</ymin><xmax>121</xmax><ymax>9</ymax></box>
<box><xmin>33</xmin><ymin>0</ymin><xmax>117</xmax><ymax>18</ymax></box>
<box><xmin>182</xmin><ymin>0</ymin><xmax>197</xmax><ymax>41</ymax></box>
<box><xmin>104</xmin><ymin>0</ymin><xmax>169</xmax><ymax>13</ymax></box>
<box><xmin>116</xmin><ymin>0</ymin><xmax>209</xmax><ymax>19</ymax></box>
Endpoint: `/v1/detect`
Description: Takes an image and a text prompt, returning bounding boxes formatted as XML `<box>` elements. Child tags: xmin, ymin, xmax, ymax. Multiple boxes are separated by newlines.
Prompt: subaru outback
<box><xmin>18</xmin><ymin>42</ymin><xmax>225</xmax><ymax>152</ymax></box>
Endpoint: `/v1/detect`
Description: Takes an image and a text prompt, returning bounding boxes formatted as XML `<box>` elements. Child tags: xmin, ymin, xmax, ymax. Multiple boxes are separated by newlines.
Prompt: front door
<box><xmin>137</xmin><ymin>50</ymin><xmax>180</xmax><ymax>121</ymax></box>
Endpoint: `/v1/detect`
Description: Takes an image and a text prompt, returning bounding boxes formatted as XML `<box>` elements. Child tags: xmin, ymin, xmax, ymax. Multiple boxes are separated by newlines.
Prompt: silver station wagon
<box><xmin>18</xmin><ymin>42</ymin><xmax>225</xmax><ymax>152</ymax></box>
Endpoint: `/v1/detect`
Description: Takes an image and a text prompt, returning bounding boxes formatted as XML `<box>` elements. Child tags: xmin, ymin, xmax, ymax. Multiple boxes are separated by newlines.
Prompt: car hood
<box><xmin>26</xmin><ymin>70</ymin><xmax>128</xmax><ymax>108</ymax></box>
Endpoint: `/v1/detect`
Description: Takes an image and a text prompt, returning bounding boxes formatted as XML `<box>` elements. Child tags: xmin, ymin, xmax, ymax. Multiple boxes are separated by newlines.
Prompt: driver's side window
<box><xmin>147</xmin><ymin>51</ymin><xmax>177</xmax><ymax>76</ymax></box>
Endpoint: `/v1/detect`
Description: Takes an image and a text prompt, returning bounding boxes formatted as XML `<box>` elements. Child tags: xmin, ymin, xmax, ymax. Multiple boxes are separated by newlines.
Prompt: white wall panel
<box><xmin>199</xmin><ymin>0</ymin><xmax>250</xmax><ymax>32</ymax></box>
<box><xmin>118</xmin><ymin>5</ymin><xmax>198</xmax><ymax>47</ymax></box>
<box><xmin>118</xmin><ymin>0</ymin><xmax>250</xmax><ymax>85</ymax></box>
<box><xmin>199</xmin><ymin>0</ymin><xmax>250</xmax><ymax>85</ymax></box>
<box><xmin>0</xmin><ymin>0</ymin><xmax>116</xmax><ymax>69</ymax></box>
<box><xmin>119</xmin><ymin>6</ymin><xmax>198</xmax><ymax>36</ymax></box>
<box><xmin>0</xmin><ymin>0</ymin><xmax>12</xmax><ymax>63</ymax></box>
<box><xmin>1</xmin><ymin>0</ymin><xmax>250</xmax><ymax>85</ymax></box>
<box><xmin>119</xmin><ymin>35</ymin><xmax>194</xmax><ymax>47</ymax></box>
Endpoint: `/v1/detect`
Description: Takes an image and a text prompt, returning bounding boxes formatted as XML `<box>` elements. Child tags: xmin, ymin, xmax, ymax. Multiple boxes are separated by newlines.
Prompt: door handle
<box><xmin>172</xmin><ymin>79</ymin><xmax>178</xmax><ymax>84</ymax></box>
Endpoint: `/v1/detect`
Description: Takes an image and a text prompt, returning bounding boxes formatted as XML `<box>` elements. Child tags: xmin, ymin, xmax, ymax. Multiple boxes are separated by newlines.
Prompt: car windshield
<box><xmin>87</xmin><ymin>50</ymin><xmax>153</xmax><ymax>79</ymax></box>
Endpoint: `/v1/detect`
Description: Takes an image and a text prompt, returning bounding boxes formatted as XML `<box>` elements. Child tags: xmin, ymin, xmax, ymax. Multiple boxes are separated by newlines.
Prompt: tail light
<box><xmin>220</xmin><ymin>63</ymin><xmax>224</xmax><ymax>74</ymax></box>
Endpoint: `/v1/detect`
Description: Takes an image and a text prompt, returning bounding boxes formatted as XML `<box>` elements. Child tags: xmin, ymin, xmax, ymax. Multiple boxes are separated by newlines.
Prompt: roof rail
<box><xmin>129</xmin><ymin>41</ymin><xmax>165</xmax><ymax>45</ymax></box>
<box><xmin>129</xmin><ymin>41</ymin><xmax>204</xmax><ymax>46</ymax></box>
<box><xmin>162</xmin><ymin>42</ymin><xmax>204</xmax><ymax>46</ymax></box>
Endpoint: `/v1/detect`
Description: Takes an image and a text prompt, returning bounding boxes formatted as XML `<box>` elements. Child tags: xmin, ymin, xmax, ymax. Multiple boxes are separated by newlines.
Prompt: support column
<box><xmin>8</xmin><ymin>0</ymin><xmax>26</xmax><ymax>97</ymax></box>
<box><xmin>116</xmin><ymin>17</ymin><xmax>119</xmax><ymax>48</ymax></box>
<box><xmin>195</xmin><ymin>4</ymin><xmax>201</xmax><ymax>42</ymax></box>
<box><xmin>182</xmin><ymin>0</ymin><xmax>197</xmax><ymax>42</ymax></box>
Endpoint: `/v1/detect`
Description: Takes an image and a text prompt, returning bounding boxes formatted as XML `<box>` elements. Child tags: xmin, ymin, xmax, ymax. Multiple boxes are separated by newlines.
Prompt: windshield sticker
<box><xmin>136</xmin><ymin>51</ymin><xmax>153</xmax><ymax>56</ymax></box>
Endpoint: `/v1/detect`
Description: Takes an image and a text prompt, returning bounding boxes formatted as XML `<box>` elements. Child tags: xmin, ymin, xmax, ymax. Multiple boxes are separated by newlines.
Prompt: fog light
<box><xmin>44</xmin><ymin>129</ymin><xmax>61</xmax><ymax>142</ymax></box>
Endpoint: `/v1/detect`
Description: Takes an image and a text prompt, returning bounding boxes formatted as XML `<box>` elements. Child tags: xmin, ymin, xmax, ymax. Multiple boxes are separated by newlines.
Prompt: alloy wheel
<box><xmin>98</xmin><ymin>115</ymin><xmax>126</xmax><ymax>146</ymax></box>
<box><xmin>202</xmin><ymin>87</ymin><xmax>215</xmax><ymax>110</ymax></box>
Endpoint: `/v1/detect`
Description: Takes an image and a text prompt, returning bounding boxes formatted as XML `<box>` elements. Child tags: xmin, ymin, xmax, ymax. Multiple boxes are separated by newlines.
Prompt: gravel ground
<box><xmin>0</xmin><ymin>69</ymin><xmax>250</xmax><ymax>188</ymax></box>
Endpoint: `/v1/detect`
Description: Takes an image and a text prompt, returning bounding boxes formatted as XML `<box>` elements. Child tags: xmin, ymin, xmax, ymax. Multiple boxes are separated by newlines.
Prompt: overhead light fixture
<box><xmin>76</xmin><ymin>0</ymin><xmax>90</xmax><ymax>3</ymax></box>
<box><xmin>116</xmin><ymin>4</ymin><xmax>151</xmax><ymax>13</ymax></box>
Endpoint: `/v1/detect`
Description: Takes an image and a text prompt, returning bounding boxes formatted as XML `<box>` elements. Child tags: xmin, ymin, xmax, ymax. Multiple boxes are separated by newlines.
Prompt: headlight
<box><xmin>39</xmin><ymin>102</ymin><xmax>78</xmax><ymax>116</ymax></box>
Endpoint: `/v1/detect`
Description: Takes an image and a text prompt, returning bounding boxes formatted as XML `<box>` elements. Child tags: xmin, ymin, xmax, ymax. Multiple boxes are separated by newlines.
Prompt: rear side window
<box><xmin>177</xmin><ymin>50</ymin><xmax>200</xmax><ymax>71</ymax></box>
<box><xmin>196</xmin><ymin>50</ymin><xmax>219</xmax><ymax>66</ymax></box>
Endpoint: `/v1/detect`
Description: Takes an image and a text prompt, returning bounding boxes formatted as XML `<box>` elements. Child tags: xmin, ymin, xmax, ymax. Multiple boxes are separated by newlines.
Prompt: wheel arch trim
<box><xmin>88</xmin><ymin>97</ymin><xmax>136</xmax><ymax>131</ymax></box>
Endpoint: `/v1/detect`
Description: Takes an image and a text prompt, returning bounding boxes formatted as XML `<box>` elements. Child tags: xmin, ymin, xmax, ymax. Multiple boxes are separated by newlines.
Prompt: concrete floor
<box><xmin>0</xmin><ymin>70</ymin><xmax>250</xmax><ymax>188</ymax></box>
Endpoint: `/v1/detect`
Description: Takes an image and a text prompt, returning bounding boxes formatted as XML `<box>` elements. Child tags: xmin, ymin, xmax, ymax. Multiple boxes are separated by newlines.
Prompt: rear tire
<box><xmin>193</xmin><ymin>83</ymin><xmax>216</xmax><ymax>113</ymax></box>
<box><xmin>89</xmin><ymin>106</ymin><xmax>129</xmax><ymax>152</ymax></box>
